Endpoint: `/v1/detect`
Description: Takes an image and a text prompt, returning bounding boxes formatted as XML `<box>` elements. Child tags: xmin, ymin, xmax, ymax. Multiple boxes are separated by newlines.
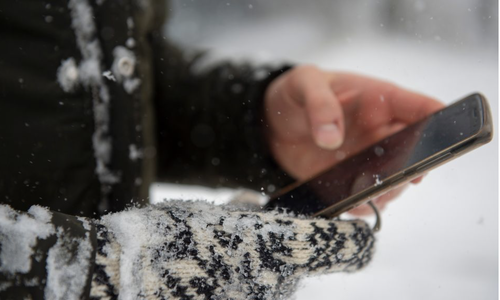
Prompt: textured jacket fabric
<box><xmin>0</xmin><ymin>0</ymin><xmax>292</xmax><ymax>217</ymax></box>
<box><xmin>0</xmin><ymin>0</ymin><xmax>376</xmax><ymax>299</ymax></box>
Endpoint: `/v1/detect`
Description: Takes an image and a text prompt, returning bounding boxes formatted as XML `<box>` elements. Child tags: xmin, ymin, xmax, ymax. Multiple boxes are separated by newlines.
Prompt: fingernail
<box><xmin>315</xmin><ymin>123</ymin><xmax>343</xmax><ymax>150</ymax></box>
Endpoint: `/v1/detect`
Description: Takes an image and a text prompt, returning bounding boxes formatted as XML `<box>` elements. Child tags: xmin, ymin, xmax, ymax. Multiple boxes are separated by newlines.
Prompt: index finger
<box><xmin>387</xmin><ymin>88</ymin><xmax>444</xmax><ymax>124</ymax></box>
<box><xmin>330</xmin><ymin>72</ymin><xmax>444</xmax><ymax>126</ymax></box>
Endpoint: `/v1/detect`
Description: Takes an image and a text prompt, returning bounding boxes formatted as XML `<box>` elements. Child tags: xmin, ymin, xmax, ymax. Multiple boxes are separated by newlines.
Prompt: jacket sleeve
<box><xmin>0</xmin><ymin>205</ymin><xmax>97</xmax><ymax>300</ymax></box>
<box><xmin>1</xmin><ymin>201</ymin><xmax>374</xmax><ymax>300</ymax></box>
<box><xmin>150</xmin><ymin>0</ymin><xmax>295</xmax><ymax>191</ymax></box>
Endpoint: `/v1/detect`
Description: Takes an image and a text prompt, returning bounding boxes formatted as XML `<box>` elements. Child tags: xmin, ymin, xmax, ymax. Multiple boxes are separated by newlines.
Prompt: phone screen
<box><xmin>267</xmin><ymin>94</ymin><xmax>485</xmax><ymax>216</ymax></box>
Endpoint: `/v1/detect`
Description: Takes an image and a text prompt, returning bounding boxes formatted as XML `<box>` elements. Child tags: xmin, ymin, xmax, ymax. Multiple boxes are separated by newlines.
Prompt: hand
<box><xmin>264</xmin><ymin>65</ymin><xmax>443</xmax><ymax>213</ymax></box>
<box><xmin>89</xmin><ymin>201</ymin><xmax>374</xmax><ymax>299</ymax></box>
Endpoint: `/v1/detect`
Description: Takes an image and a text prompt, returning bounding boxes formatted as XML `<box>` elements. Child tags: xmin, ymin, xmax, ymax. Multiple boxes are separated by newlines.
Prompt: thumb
<box><xmin>287</xmin><ymin>66</ymin><xmax>345</xmax><ymax>150</ymax></box>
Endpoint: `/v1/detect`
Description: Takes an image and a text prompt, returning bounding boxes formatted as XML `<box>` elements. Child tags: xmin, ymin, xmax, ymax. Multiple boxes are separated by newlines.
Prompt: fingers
<box><xmin>411</xmin><ymin>175</ymin><xmax>425</xmax><ymax>184</ymax></box>
<box><xmin>331</xmin><ymin>72</ymin><xmax>444</xmax><ymax>127</ymax></box>
<box><xmin>284</xmin><ymin>66</ymin><xmax>345</xmax><ymax>150</ymax></box>
<box><xmin>388</xmin><ymin>87</ymin><xmax>445</xmax><ymax>124</ymax></box>
<box><xmin>348</xmin><ymin>184</ymin><xmax>408</xmax><ymax>216</ymax></box>
<box><xmin>348</xmin><ymin>177</ymin><xmax>423</xmax><ymax>216</ymax></box>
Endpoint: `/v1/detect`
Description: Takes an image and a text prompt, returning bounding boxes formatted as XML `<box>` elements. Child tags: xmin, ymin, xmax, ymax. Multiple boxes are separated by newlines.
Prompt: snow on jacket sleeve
<box><xmin>0</xmin><ymin>201</ymin><xmax>374</xmax><ymax>300</ymax></box>
<box><xmin>149</xmin><ymin>0</ymin><xmax>295</xmax><ymax>192</ymax></box>
<box><xmin>0</xmin><ymin>205</ymin><xmax>97</xmax><ymax>299</ymax></box>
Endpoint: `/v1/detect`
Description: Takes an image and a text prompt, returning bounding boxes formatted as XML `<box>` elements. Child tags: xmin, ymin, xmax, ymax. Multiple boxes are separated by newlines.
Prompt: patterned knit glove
<box><xmin>90</xmin><ymin>200</ymin><xmax>374</xmax><ymax>300</ymax></box>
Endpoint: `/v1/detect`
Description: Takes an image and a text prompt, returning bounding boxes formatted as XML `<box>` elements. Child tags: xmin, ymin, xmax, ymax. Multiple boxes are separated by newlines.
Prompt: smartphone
<box><xmin>264</xmin><ymin>93</ymin><xmax>493</xmax><ymax>218</ymax></box>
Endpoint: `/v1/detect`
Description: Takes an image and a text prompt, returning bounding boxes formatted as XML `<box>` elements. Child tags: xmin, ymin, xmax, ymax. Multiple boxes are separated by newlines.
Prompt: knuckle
<box><xmin>382</xmin><ymin>82</ymin><xmax>399</xmax><ymax>99</ymax></box>
<box><xmin>289</xmin><ymin>65</ymin><xmax>320</xmax><ymax>82</ymax></box>
<box><xmin>305</xmin><ymin>93</ymin><xmax>329</xmax><ymax>107</ymax></box>
<box><xmin>295</xmin><ymin>64</ymin><xmax>320</xmax><ymax>74</ymax></box>
<box><xmin>292</xmin><ymin>65</ymin><xmax>321</xmax><ymax>79</ymax></box>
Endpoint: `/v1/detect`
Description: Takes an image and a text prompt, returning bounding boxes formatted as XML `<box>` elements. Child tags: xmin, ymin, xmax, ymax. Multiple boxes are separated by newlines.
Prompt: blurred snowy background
<box><xmin>151</xmin><ymin>0</ymin><xmax>498</xmax><ymax>299</ymax></box>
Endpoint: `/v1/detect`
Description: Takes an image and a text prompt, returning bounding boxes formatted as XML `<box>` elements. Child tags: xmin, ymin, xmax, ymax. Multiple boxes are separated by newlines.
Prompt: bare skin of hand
<box><xmin>264</xmin><ymin>65</ymin><xmax>444</xmax><ymax>214</ymax></box>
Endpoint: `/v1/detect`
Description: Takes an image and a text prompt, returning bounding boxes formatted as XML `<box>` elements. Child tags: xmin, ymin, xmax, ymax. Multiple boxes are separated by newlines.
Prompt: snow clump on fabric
<box><xmin>0</xmin><ymin>205</ymin><xmax>54</xmax><ymax>275</ymax></box>
<box><xmin>44</xmin><ymin>225</ymin><xmax>94</xmax><ymax>300</ymax></box>
<box><xmin>57</xmin><ymin>58</ymin><xmax>79</xmax><ymax>92</ymax></box>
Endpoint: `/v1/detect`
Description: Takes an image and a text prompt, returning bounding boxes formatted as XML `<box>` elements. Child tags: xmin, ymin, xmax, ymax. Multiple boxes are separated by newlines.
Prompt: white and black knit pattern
<box><xmin>89</xmin><ymin>200</ymin><xmax>374</xmax><ymax>300</ymax></box>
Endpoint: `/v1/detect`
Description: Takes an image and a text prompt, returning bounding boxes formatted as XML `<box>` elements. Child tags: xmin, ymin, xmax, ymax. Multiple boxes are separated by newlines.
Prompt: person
<box><xmin>0</xmin><ymin>0</ymin><xmax>443</xmax><ymax>299</ymax></box>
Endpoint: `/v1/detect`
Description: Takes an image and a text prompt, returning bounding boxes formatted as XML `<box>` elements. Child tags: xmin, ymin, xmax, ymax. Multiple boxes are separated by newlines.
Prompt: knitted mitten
<box><xmin>90</xmin><ymin>200</ymin><xmax>374</xmax><ymax>300</ymax></box>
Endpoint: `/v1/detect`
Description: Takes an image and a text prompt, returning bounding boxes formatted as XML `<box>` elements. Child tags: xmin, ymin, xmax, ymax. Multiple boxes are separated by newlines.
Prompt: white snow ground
<box><xmin>151</xmin><ymin>16</ymin><xmax>498</xmax><ymax>300</ymax></box>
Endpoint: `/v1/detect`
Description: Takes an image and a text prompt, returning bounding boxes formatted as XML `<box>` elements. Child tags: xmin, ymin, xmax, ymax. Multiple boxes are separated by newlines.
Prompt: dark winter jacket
<box><xmin>0</xmin><ymin>0</ymin><xmax>292</xmax><ymax>217</ymax></box>
<box><xmin>0</xmin><ymin>1</ymin><xmax>375</xmax><ymax>299</ymax></box>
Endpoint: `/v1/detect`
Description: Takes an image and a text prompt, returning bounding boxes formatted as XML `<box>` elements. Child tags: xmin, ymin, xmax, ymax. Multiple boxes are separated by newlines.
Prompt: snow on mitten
<box><xmin>90</xmin><ymin>200</ymin><xmax>374</xmax><ymax>300</ymax></box>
